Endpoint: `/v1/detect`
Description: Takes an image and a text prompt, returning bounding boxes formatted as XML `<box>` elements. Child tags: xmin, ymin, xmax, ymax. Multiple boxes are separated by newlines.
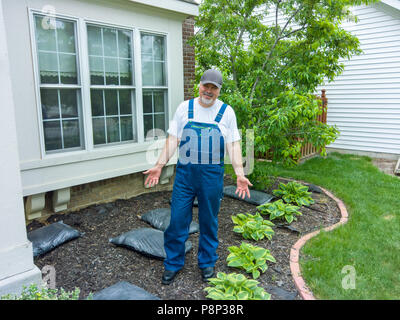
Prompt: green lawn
<box><xmin>229</xmin><ymin>152</ymin><xmax>400</xmax><ymax>299</ymax></box>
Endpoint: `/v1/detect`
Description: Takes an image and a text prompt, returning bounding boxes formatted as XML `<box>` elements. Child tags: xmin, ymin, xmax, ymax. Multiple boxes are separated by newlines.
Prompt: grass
<box><xmin>227</xmin><ymin>152</ymin><xmax>400</xmax><ymax>299</ymax></box>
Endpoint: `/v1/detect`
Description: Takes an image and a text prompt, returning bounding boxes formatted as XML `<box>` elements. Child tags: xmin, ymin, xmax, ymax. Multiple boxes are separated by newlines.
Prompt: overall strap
<box><xmin>214</xmin><ymin>103</ymin><xmax>228</xmax><ymax>123</ymax></box>
<box><xmin>188</xmin><ymin>99</ymin><xmax>194</xmax><ymax>119</ymax></box>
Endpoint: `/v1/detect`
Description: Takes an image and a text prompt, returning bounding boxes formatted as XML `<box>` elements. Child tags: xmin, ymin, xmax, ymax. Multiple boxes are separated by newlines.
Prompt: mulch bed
<box><xmin>27</xmin><ymin>175</ymin><xmax>341</xmax><ymax>300</ymax></box>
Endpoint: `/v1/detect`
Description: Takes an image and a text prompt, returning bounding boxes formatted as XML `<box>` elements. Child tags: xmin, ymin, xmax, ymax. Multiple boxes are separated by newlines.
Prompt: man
<box><xmin>143</xmin><ymin>69</ymin><xmax>252</xmax><ymax>285</ymax></box>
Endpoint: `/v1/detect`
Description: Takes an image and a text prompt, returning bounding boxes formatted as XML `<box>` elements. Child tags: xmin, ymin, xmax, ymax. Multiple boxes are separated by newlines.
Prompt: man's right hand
<box><xmin>143</xmin><ymin>165</ymin><xmax>163</xmax><ymax>188</ymax></box>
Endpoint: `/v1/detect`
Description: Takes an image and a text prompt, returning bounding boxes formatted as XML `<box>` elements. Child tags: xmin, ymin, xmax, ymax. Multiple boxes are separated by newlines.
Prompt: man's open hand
<box><xmin>235</xmin><ymin>175</ymin><xmax>253</xmax><ymax>199</ymax></box>
<box><xmin>143</xmin><ymin>166</ymin><xmax>162</xmax><ymax>188</ymax></box>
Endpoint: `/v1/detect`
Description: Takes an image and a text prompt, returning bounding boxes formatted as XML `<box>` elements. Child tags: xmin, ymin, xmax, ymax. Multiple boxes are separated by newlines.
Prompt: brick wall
<box><xmin>182</xmin><ymin>16</ymin><xmax>195</xmax><ymax>100</ymax></box>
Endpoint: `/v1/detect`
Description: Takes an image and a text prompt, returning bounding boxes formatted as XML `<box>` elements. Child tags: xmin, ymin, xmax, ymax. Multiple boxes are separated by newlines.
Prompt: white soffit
<box><xmin>127</xmin><ymin>0</ymin><xmax>199</xmax><ymax>16</ymax></box>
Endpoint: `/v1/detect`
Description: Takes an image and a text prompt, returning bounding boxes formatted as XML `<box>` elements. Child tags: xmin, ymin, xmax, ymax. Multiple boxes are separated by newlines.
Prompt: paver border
<box><xmin>279</xmin><ymin>177</ymin><xmax>349</xmax><ymax>300</ymax></box>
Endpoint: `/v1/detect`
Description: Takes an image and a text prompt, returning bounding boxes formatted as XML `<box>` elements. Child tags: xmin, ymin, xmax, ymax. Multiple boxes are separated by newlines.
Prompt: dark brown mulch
<box><xmin>28</xmin><ymin>175</ymin><xmax>341</xmax><ymax>300</ymax></box>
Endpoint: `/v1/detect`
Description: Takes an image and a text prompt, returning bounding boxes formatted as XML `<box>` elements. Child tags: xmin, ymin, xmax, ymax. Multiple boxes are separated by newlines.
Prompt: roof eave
<box><xmin>127</xmin><ymin>0</ymin><xmax>199</xmax><ymax>16</ymax></box>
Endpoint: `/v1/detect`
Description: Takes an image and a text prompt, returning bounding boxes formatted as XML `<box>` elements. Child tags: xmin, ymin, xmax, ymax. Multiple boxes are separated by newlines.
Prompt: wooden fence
<box><xmin>299</xmin><ymin>89</ymin><xmax>328</xmax><ymax>160</ymax></box>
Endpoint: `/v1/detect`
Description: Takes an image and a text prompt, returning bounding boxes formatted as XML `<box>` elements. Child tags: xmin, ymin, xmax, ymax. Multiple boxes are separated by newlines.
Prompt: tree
<box><xmin>190</xmin><ymin>0</ymin><xmax>377</xmax><ymax>165</ymax></box>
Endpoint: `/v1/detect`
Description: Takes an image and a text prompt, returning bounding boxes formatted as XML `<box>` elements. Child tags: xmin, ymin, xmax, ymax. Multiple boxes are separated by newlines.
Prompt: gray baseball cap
<box><xmin>200</xmin><ymin>69</ymin><xmax>223</xmax><ymax>89</ymax></box>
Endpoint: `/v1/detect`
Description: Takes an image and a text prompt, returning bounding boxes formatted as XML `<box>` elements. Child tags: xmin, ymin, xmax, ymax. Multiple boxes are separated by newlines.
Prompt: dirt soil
<box><xmin>27</xmin><ymin>175</ymin><xmax>341</xmax><ymax>300</ymax></box>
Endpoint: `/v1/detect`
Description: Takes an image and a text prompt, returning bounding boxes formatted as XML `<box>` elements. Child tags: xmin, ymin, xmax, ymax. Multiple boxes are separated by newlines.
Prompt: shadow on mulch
<box><xmin>28</xmin><ymin>175</ymin><xmax>341</xmax><ymax>300</ymax></box>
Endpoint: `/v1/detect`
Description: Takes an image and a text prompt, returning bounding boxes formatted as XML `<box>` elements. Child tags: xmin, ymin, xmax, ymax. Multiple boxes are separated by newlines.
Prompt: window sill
<box><xmin>20</xmin><ymin>138</ymin><xmax>166</xmax><ymax>171</ymax></box>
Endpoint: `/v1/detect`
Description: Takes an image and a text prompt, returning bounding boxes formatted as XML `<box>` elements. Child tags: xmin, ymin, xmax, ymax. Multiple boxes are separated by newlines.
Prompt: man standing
<box><xmin>143</xmin><ymin>69</ymin><xmax>252</xmax><ymax>285</ymax></box>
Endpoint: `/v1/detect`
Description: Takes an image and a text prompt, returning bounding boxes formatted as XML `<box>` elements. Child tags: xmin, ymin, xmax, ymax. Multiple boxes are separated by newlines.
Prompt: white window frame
<box><xmin>28</xmin><ymin>8</ymin><xmax>170</xmax><ymax>161</ymax></box>
<box><xmin>139</xmin><ymin>30</ymin><xmax>169</xmax><ymax>141</ymax></box>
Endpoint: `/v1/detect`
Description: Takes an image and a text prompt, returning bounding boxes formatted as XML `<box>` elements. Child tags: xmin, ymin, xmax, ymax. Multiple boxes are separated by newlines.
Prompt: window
<box><xmin>87</xmin><ymin>25</ymin><xmax>137</xmax><ymax>145</ymax></box>
<box><xmin>31</xmin><ymin>11</ymin><xmax>169</xmax><ymax>155</ymax></box>
<box><xmin>33</xmin><ymin>14</ymin><xmax>84</xmax><ymax>153</ymax></box>
<box><xmin>141</xmin><ymin>33</ymin><xmax>167</xmax><ymax>138</ymax></box>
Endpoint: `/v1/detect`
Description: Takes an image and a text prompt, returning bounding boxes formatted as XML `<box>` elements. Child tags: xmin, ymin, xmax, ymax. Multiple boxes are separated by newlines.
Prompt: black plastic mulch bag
<box><xmin>223</xmin><ymin>185</ymin><xmax>274</xmax><ymax>206</ymax></box>
<box><xmin>140</xmin><ymin>208</ymin><xmax>199</xmax><ymax>234</ymax></box>
<box><xmin>27</xmin><ymin>221</ymin><xmax>82</xmax><ymax>257</ymax></box>
<box><xmin>109</xmin><ymin>228</ymin><xmax>192</xmax><ymax>260</ymax></box>
<box><xmin>92</xmin><ymin>281</ymin><xmax>160</xmax><ymax>300</ymax></box>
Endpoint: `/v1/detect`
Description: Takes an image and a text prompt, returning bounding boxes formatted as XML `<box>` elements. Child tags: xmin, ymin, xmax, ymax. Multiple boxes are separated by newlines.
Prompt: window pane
<box><xmin>60</xmin><ymin>89</ymin><xmax>78</xmax><ymax>118</ymax></box>
<box><xmin>89</xmin><ymin>56</ymin><xmax>104</xmax><ymax>85</ymax></box>
<box><xmin>153</xmin><ymin>36</ymin><xmax>164</xmax><ymax>60</ymax></box>
<box><xmin>41</xmin><ymin>89</ymin><xmax>59</xmax><ymax>120</ymax></box>
<box><xmin>141</xmin><ymin>35</ymin><xmax>153</xmax><ymax>55</ymax></box>
<box><xmin>141</xmin><ymin>57</ymin><xmax>153</xmax><ymax>86</ymax></box>
<box><xmin>143</xmin><ymin>114</ymin><xmax>153</xmax><ymax>137</ymax></box>
<box><xmin>118</xmin><ymin>30</ymin><xmax>131</xmax><ymax>59</ymax></box>
<box><xmin>106</xmin><ymin>117</ymin><xmax>120</xmax><ymax>143</ymax></box>
<box><xmin>105</xmin><ymin>57</ymin><xmax>119</xmax><ymax>85</ymax></box>
<box><xmin>119</xmin><ymin>90</ymin><xmax>132</xmax><ymax>115</ymax></box>
<box><xmin>143</xmin><ymin>92</ymin><xmax>153</xmax><ymax>114</ymax></box>
<box><xmin>119</xmin><ymin>59</ymin><xmax>132</xmax><ymax>85</ymax></box>
<box><xmin>153</xmin><ymin>91</ymin><xmax>165</xmax><ymax>113</ymax></box>
<box><xmin>44</xmin><ymin>121</ymin><xmax>62</xmax><ymax>151</ymax></box>
<box><xmin>154</xmin><ymin>113</ymin><xmax>165</xmax><ymax>132</ymax></box>
<box><xmin>154</xmin><ymin>62</ymin><xmax>165</xmax><ymax>86</ymax></box>
<box><xmin>91</xmin><ymin>90</ymin><xmax>104</xmax><ymax>116</ymax></box>
<box><xmin>62</xmin><ymin>120</ymin><xmax>80</xmax><ymax>148</ymax></box>
<box><xmin>59</xmin><ymin>53</ymin><xmax>77</xmax><ymax>84</ymax></box>
<box><xmin>103</xmin><ymin>28</ymin><xmax>117</xmax><ymax>57</ymax></box>
<box><xmin>87</xmin><ymin>26</ymin><xmax>102</xmax><ymax>56</ymax></box>
<box><xmin>39</xmin><ymin>52</ymin><xmax>58</xmax><ymax>83</ymax></box>
<box><xmin>92</xmin><ymin>118</ymin><xmax>106</xmax><ymax>145</ymax></box>
<box><xmin>57</xmin><ymin>20</ymin><xmax>76</xmax><ymax>53</ymax></box>
<box><xmin>35</xmin><ymin>16</ymin><xmax>56</xmax><ymax>51</ymax></box>
<box><xmin>105</xmin><ymin>90</ymin><xmax>118</xmax><ymax>115</ymax></box>
<box><xmin>121</xmin><ymin>116</ymin><xmax>133</xmax><ymax>141</ymax></box>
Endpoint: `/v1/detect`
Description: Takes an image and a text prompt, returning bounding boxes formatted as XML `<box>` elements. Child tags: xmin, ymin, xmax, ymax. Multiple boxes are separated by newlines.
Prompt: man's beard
<box><xmin>200</xmin><ymin>95</ymin><xmax>214</xmax><ymax>105</ymax></box>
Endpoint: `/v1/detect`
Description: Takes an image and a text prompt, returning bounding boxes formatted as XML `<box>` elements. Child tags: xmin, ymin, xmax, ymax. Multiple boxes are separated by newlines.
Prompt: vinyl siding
<box><xmin>320</xmin><ymin>2</ymin><xmax>400</xmax><ymax>155</ymax></box>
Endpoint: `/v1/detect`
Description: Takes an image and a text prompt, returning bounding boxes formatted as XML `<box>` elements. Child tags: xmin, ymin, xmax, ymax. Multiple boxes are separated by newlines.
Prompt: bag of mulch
<box><xmin>92</xmin><ymin>281</ymin><xmax>160</xmax><ymax>300</ymax></box>
<box><xmin>139</xmin><ymin>208</ymin><xmax>199</xmax><ymax>234</ymax></box>
<box><xmin>27</xmin><ymin>221</ymin><xmax>82</xmax><ymax>257</ymax></box>
<box><xmin>223</xmin><ymin>185</ymin><xmax>274</xmax><ymax>206</ymax></box>
<box><xmin>109</xmin><ymin>228</ymin><xmax>192</xmax><ymax>260</ymax></box>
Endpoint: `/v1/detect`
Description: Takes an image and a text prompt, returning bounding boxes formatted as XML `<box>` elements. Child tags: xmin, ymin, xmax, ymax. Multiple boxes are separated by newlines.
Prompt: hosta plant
<box><xmin>257</xmin><ymin>199</ymin><xmax>302</xmax><ymax>224</ymax></box>
<box><xmin>232</xmin><ymin>212</ymin><xmax>275</xmax><ymax>241</ymax></box>
<box><xmin>227</xmin><ymin>242</ymin><xmax>276</xmax><ymax>279</ymax></box>
<box><xmin>273</xmin><ymin>181</ymin><xmax>315</xmax><ymax>206</ymax></box>
<box><xmin>204</xmin><ymin>272</ymin><xmax>271</xmax><ymax>300</ymax></box>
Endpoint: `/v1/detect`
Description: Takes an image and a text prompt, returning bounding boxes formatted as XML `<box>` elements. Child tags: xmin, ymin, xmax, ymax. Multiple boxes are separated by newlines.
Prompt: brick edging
<box><xmin>279</xmin><ymin>178</ymin><xmax>349</xmax><ymax>300</ymax></box>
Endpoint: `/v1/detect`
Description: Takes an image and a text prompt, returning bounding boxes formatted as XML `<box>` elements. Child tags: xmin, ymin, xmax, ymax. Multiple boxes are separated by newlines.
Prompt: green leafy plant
<box><xmin>204</xmin><ymin>272</ymin><xmax>271</xmax><ymax>300</ymax></box>
<box><xmin>258</xmin><ymin>199</ymin><xmax>302</xmax><ymax>224</ymax></box>
<box><xmin>273</xmin><ymin>181</ymin><xmax>315</xmax><ymax>206</ymax></box>
<box><xmin>232</xmin><ymin>212</ymin><xmax>275</xmax><ymax>241</ymax></box>
<box><xmin>227</xmin><ymin>242</ymin><xmax>276</xmax><ymax>279</ymax></box>
<box><xmin>0</xmin><ymin>283</ymin><xmax>92</xmax><ymax>300</ymax></box>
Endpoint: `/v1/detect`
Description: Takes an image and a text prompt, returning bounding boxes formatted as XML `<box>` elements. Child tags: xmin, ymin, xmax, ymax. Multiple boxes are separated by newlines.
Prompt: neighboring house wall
<box><xmin>320</xmin><ymin>2</ymin><xmax>400</xmax><ymax>157</ymax></box>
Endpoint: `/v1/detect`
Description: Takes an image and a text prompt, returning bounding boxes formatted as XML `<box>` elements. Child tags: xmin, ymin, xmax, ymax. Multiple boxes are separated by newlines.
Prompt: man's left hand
<box><xmin>235</xmin><ymin>175</ymin><xmax>253</xmax><ymax>199</ymax></box>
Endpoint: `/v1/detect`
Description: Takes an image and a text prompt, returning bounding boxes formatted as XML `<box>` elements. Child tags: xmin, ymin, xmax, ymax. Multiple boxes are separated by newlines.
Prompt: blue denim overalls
<box><xmin>164</xmin><ymin>99</ymin><xmax>228</xmax><ymax>271</ymax></box>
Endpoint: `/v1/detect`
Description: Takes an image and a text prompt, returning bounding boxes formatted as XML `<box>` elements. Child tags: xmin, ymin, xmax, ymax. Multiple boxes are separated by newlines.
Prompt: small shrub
<box><xmin>257</xmin><ymin>199</ymin><xmax>302</xmax><ymax>224</ymax></box>
<box><xmin>273</xmin><ymin>181</ymin><xmax>315</xmax><ymax>206</ymax></box>
<box><xmin>0</xmin><ymin>283</ymin><xmax>92</xmax><ymax>300</ymax></box>
<box><xmin>232</xmin><ymin>212</ymin><xmax>275</xmax><ymax>241</ymax></box>
<box><xmin>227</xmin><ymin>242</ymin><xmax>276</xmax><ymax>279</ymax></box>
<box><xmin>204</xmin><ymin>272</ymin><xmax>271</xmax><ymax>300</ymax></box>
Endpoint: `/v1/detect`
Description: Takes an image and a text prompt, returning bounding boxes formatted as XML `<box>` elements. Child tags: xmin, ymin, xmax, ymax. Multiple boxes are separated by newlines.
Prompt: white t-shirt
<box><xmin>167</xmin><ymin>98</ymin><xmax>241</xmax><ymax>143</ymax></box>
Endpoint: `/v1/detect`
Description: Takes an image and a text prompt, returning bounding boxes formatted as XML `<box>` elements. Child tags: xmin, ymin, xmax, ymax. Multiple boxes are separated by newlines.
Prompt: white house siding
<box><xmin>320</xmin><ymin>2</ymin><xmax>400</xmax><ymax>156</ymax></box>
<box><xmin>2</xmin><ymin>0</ymin><xmax>195</xmax><ymax>196</ymax></box>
